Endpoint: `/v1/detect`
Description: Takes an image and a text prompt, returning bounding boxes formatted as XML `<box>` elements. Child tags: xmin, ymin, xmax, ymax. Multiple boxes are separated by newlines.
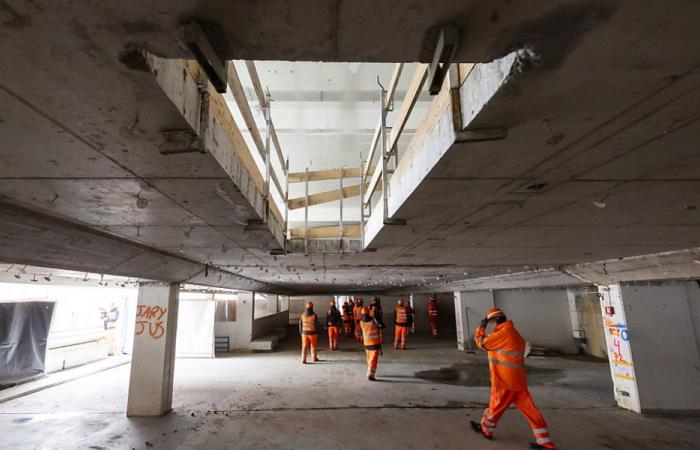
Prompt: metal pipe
<box><xmin>284</xmin><ymin>156</ymin><xmax>290</xmax><ymax>244</ymax></box>
<box><xmin>359</xmin><ymin>154</ymin><xmax>365</xmax><ymax>249</ymax></box>
<box><xmin>304</xmin><ymin>166</ymin><xmax>309</xmax><ymax>256</ymax></box>
<box><xmin>264</xmin><ymin>90</ymin><xmax>272</xmax><ymax>219</ymax></box>
<box><xmin>339</xmin><ymin>167</ymin><xmax>344</xmax><ymax>253</ymax></box>
<box><xmin>380</xmin><ymin>87</ymin><xmax>389</xmax><ymax>223</ymax></box>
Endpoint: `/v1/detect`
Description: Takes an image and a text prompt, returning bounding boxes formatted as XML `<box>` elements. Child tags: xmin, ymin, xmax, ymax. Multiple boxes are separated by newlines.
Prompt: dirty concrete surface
<box><xmin>1</xmin><ymin>330</ymin><xmax>698</xmax><ymax>449</ymax></box>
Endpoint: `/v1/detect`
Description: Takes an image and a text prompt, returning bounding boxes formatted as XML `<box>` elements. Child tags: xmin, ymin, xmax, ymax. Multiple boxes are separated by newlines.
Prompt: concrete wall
<box><xmin>618</xmin><ymin>281</ymin><xmax>700</xmax><ymax>412</ymax></box>
<box><xmin>454</xmin><ymin>290</ymin><xmax>494</xmax><ymax>350</ymax></box>
<box><xmin>288</xmin><ymin>296</ymin><xmax>330</xmax><ymax>324</ymax></box>
<box><xmin>494</xmin><ymin>289</ymin><xmax>575</xmax><ymax>352</ymax></box>
<box><xmin>213</xmin><ymin>292</ymin><xmax>254</xmax><ymax>351</ymax></box>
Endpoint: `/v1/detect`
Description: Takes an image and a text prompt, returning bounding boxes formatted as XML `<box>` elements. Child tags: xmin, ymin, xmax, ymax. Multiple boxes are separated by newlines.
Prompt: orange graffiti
<box><xmin>135</xmin><ymin>305</ymin><xmax>168</xmax><ymax>339</ymax></box>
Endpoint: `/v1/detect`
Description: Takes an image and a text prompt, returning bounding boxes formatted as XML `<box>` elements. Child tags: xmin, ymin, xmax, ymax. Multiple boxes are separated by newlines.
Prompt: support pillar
<box><xmin>599</xmin><ymin>281</ymin><xmax>700</xmax><ymax>413</ymax></box>
<box><xmin>230</xmin><ymin>291</ymin><xmax>254</xmax><ymax>349</ymax></box>
<box><xmin>453</xmin><ymin>290</ymin><xmax>494</xmax><ymax>351</ymax></box>
<box><xmin>126</xmin><ymin>282</ymin><xmax>179</xmax><ymax>416</ymax></box>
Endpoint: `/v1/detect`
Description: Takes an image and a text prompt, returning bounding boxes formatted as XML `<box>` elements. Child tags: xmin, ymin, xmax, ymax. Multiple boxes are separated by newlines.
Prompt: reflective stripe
<box><xmin>495</xmin><ymin>349</ymin><xmax>524</xmax><ymax>358</ymax></box>
<box><xmin>482</xmin><ymin>426</ymin><xmax>495</xmax><ymax>433</ymax></box>
<box><xmin>488</xmin><ymin>358</ymin><xmax>525</xmax><ymax>369</ymax></box>
<box><xmin>482</xmin><ymin>419</ymin><xmax>495</xmax><ymax>427</ymax></box>
<box><xmin>484</xmin><ymin>411</ymin><xmax>495</xmax><ymax>420</ymax></box>
<box><xmin>533</xmin><ymin>427</ymin><xmax>549</xmax><ymax>435</ymax></box>
<box><xmin>537</xmin><ymin>437</ymin><xmax>552</xmax><ymax>444</ymax></box>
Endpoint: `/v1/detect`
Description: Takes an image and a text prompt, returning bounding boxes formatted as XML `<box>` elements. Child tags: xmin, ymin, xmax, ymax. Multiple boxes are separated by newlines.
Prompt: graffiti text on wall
<box><xmin>136</xmin><ymin>305</ymin><xmax>167</xmax><ymax>339</ymax></box>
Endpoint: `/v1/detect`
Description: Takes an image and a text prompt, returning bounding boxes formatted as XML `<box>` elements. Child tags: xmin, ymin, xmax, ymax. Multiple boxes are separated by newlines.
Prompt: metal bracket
<box><xmin>158</xmin><ymin>129</ymin><xmax>204</xmax><ymax>155</ymax></box>
<box><xmin>183</xmin><ymin>20</ymin><xmax>228</xmax><ymax>93</ymax></box>
<box><xmin>428</xmin><ymin>26</ymin><xmax>460</xmax><ymax>95</ymax></box>
<box><xmin>454</xmin><ymin>128</ymin><xmax>508</xmax><ymax>143</ymax></box>
<box><xmin>383</xmin><ymin>218</ymin><xmax>407</xmax><ymax>226</ymax></box>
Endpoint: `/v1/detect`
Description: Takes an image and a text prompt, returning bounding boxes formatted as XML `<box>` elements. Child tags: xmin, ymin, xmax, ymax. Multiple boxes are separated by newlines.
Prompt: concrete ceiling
<box><xmin>1</xmin><ymin>1</ymin><xmax>700</xmax><ymax>294</ymax></box>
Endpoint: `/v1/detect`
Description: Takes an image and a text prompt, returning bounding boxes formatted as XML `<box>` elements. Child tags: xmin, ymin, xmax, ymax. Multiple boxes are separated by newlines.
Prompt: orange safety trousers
<box><xmin>480</xmin><ymin>388</ymin><xmax>555</xmax><ymax>449</ymax></box>
<box><xmin>394</xmin><ymin>325</ymin><xmax>408</xmax><ymax>349</ymax></box>
<box><xmin>429</xmin><ymin>320</ymin><xmax>438</xmax><ymax>337</ymax></box>
<box><xmin>354</xmin><ymin>320</ymin><xmax>363</xmax><ymax>342</ymax></box>
<box><xmin>328</xmin><ymin>326</ymin><xmax>340</xmax><ymax>350</ymax></box>
<box><xmin>365</xmin><ymin>349</ymin><xmax>380</xmax><ymax>378</ymax></box>
<box><xmin>301</xmin><ymin>334</ymin><xmax>318</xmax><ymax>363</ymax></box>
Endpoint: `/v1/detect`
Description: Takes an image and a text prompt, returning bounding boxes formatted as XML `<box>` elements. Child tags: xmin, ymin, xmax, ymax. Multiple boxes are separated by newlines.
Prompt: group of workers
<box><xmin>298</xmin><ymin>298</ymin><xmax>555</xmax><ymax>449</ymax></box>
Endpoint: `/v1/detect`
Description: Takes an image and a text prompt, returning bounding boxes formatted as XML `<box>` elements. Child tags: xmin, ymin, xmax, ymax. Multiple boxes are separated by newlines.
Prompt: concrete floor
<box><xmin>1</xmin><ymin>330</ymin><xmax>698</xmax><ymax>450</ymax></box>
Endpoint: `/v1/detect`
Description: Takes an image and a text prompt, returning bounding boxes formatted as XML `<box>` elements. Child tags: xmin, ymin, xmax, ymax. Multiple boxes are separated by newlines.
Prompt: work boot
<box><xmin>368</xmin><ymin>376</ymin><xmax>376</xmax><ymax>381</ymax></box>
<box><xmin>470</xmin><ymin>421</ymin><xmax>492</xmax><ymax>440</ymax></box>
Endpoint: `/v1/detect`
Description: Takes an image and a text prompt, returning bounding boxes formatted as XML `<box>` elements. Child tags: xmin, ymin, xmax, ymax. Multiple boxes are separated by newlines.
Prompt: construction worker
<box><xmin>353</xmin><ymin>298</ymin><xmax>364</xmax><ymax>343</ymax></box>
<box><xmin>325</xmin><ymin>299</ymin><xmax>342</xmax><ymax>351</ymax></box>
<box><xmin>369</xmin><ymin>297</ymin><xmax>385</xmax><ymax>341</ymax></box>
<box><xmin>359</xmin><ymin>306</ymin><xmax>382</xmax><ymax>381</ymax></box>
<box><xmin>343</xmin><ymin>299</ymin><xmax>354</xmax><ymax>337</ymax></box>
<box><xmin>428</xmin><ymin>297</ymin><xmax>439</xmax><ymax>337</ymax></box>
<box><xmin>471</xmin><ymin>308</ymin><xmax>556</xmax><ymax>449</ymax></box>
<box><xmin>394</xmin><ymin>298</ymin><xmax>409</xmax><ymax>350</ymax></box>
<box><xmin>299</xmin><ymin>301</ymin><xmax>321</xmax><ymax>364</ymax></box>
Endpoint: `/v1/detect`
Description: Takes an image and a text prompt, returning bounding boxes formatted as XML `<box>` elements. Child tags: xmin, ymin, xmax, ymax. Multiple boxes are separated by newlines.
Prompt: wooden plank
<box><xmin>388</xmin><ymin>64</ymin><xmax>429</xmax><ymax>152</ymax></box>
<box><xmin>288</xmin><ymin>167</ymin><xmax>364</xmax><ymax>183</ymax></box>
<box><xmin>245</xmin><ymin>60</ymin><xmax>266</xmax><ymax>106</ymax></box>
<box><xmin>289</xmin><ymin>224</ymin><xmax>361</xmax><ymax>239</ymax></box>
<box><xmin>364</xmin><ymin>64</ymin><xmax>429</xmax><ymax>205</ymax></box>
<box><xmin>364</xmin><ymin>63</ymin><xmax>404</xmax><ymax>179</ymax></box>
<box><xmin>288</xmin><ymin>182</ymin><xmax>377</xmax><ymax>210</ymax></box>
<box><xmin>245</xmin><ymin>60</ymin><xmax>286</xmax><ymax>173</ymax></box>
<box><xmin>227</xmin><ymin>63</ymin><xmax>265</xmax><ymax>161</ymax></box>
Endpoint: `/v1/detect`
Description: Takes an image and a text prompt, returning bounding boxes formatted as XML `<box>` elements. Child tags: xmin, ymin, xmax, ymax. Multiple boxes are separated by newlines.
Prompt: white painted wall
<box><xmin>617</xmin><ymin>281</ymin><xmax>700</xmax><ymax>412</ymax></box>
<box><xmin>410</xmin><ymin>293</ymin><xmax>455</xmax><ymax>335</ymax></box>
<box><xmin>494</xmin><ymin>289</ymin><xmax>575</xmax><ymax>351</ymax></box>
<box><xmin>454</xmin><ymin>290</ymin><xmax>494</xmax><ymax>350</ymax></box>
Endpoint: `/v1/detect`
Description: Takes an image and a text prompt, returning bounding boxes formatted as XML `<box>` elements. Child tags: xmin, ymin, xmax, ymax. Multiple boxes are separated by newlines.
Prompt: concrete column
<box><xmin>453</xmin><ymin>290</ymin><xmax>494</xmax><ymax>350</ymax></box>
<box><xmin>126</xmin><ymin>282</ymin><xmax>179</xmax><ymax>417</ymax></box>
<box><xmin>599</xmin><ymin>281</ymin><xmax>700</xmax><ymax>413</ymax></box>
<box><xmin>230</xmin><ymin>291</ymin><xmax>255</xmax><ymax>349</ymax></box>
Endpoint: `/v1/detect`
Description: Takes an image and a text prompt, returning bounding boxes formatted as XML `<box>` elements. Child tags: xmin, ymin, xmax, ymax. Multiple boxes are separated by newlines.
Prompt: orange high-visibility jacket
<box><xmin>353</xmin><ymin>306</ymin><xmax>363</xmax><ymax>321</ymax></box>
<box><xmin>475</xmin><ymin>321</ymin><xmax>527</xmax><ymax>390</ymax></box>
<box><xmin>428</xmin><ymin>301</ymin><xmax>438</xmax><ymax>319</ymax></box>
<box><xmin>360</xmin><ymin>319</ymin><xmax>381</xmax><ymax>350</ymax></box>
<box><xmin>395</xmin><ymin>306</ymin><xmax>408</xmax><ymax>326</ymax></box>
<box><xmin>300</xmin><ymin>313</ymin><xmax>319</xmax><ymax>335</ymax></box>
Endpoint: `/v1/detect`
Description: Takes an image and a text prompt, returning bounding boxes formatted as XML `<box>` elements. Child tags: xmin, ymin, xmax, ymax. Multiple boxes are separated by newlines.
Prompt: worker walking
<box><xmin>428</xmin><ymin>297</ymin><xmax>439</xmax><ymax>337</ymax></box>
<box><xmin>394</xmin><ymin>299</ymin><xmax>409</xmax><ymax>350</ymax></box>
<box><xmin>299</xmin><ymin>301</ymin><xmax>321</xmax><ymax>364</ymax></box>
<box><xmin>325</xmin><ymin>299</ymin><xmax>342</xmax><ymax>351</ymax></box>
<box><xmin>359</xmin><ymin>306</ymin><xmax>382</xmax><ymax>381</ymax></box>
<box><xmin>471</xmin><ymin>308</ymin><xmax>556</xmax><ymax>449</ymax></box>
<box><xmin>353</xmin><ymin>298</ymin><xmax>364</xmax><ymax>343</ymax></box>
<box><xmin>343</xmin><ymin>299</ymin><xmax>354</xmax><ymax>337</ymax></box>
<box><xmin>369</xmin><ymin>297</ymin><xmax>385</xmax><ymax>341</ymax></box>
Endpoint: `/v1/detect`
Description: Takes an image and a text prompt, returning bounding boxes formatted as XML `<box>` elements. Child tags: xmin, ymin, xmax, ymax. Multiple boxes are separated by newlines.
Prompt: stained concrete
<box><xmin>1</xmin><ymin>330</ymin><xmax>699</xmax><ymax>449</ymax></box>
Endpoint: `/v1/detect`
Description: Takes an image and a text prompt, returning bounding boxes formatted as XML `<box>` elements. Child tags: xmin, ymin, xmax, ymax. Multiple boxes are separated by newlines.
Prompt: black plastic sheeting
<box><xmin>0</xmin><ymin>302</ymin><xmax>54</xmax><ymax>389</ymax></box>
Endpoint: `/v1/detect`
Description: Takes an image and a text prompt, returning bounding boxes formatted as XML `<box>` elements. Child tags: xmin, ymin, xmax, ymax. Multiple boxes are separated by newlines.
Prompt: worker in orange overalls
<box><xmin>369</xmin><ymin>297</ymin><xmax>385</xmax><ymax>342</ymax></box>
<box><xmin>325</xmin><ymin>299</ymin><xmax>342</xmax><ymax>351</ymax></box>
<box><xmin>471</xmin><ymin>308</ymin><xmax>556</xmax><ymax>449</ymax></box>
<box><xmin>353</xmin><ymin>298</ymin><xmax>364</xmax><ymax>343</ymax></box>
<box><xmin>428</xmin><ymin>297</ymin><xmax>439</xmax><ymax>337</ymax></box>
<box><xmin>394</xmin><ymin>299</ymin><xmax>409</xmax><ymax>350</ymax></box>
<box><xmin>299</xmin><ymin>301</ymin><xmax>321</xmax><ymax>364</ymax></box>
<box><xmin>343</xmin><ymin>299</ymin><xmax>354</xmax><ymax>337</ymax></box>
<box><xmin>359</xmin><ymin>306</ymin><xmax>382</xmax><ymax>381</ymax></box>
